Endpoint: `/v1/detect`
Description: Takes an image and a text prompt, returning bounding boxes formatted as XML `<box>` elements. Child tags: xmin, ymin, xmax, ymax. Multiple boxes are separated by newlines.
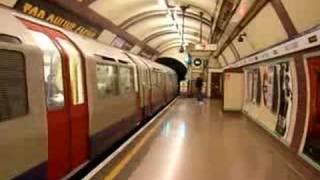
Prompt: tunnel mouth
<box><xmin>155</xmin><ymin>57</ymin><xmax>187</xmax><ymax>82</ymax></box>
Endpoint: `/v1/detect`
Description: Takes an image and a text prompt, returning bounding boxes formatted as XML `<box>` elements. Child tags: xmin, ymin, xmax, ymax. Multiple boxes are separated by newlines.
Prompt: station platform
<box><xmin>85</xmin><ymin>98</ymin><xmax>311</xmax><ymax>180</ymax></box>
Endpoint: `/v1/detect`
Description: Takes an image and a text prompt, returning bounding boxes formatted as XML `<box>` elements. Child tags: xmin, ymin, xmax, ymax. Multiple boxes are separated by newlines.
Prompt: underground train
<box><xmin>0</xmin><ymin>8</ymin><xmax>178</xmax><ymax>179</ymax></box>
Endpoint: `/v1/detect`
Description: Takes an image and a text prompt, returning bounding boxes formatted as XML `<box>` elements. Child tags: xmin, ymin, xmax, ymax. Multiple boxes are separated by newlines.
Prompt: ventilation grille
<box><xmin>0</xmin><ymin>49</ymin><xmax>28</xmax><ymax>121</ymax></box>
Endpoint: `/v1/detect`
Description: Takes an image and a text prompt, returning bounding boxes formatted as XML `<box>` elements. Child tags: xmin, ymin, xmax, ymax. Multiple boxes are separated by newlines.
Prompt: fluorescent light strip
<box><xmin>158</xmin><ymin>0</ymin><xmax>184</xmax><ymax>46</ymax></box>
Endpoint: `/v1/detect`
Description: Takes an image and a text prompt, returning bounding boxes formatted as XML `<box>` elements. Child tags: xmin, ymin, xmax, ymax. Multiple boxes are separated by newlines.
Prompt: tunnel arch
<box><xmin>156</xmin><ymin>57</ymin><xmax>187</xmax><ymax>82</ymax></box>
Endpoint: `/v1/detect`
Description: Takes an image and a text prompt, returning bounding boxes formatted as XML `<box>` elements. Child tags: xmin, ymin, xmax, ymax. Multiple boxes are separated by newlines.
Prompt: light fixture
<box><xmin>179</xmin><ymin>5</ymin><xmax>189</xmax><ymax>53</ymax></box>
<box><xmin>157</xmin><ymin>1</ymin><xmax>188</xmax><ymax>53</ymax></box>
<box><xmin>158</xmin><ymin>0</ymin><xmax>168</xmax><ymax>9</ymax></box>
<box><xmin>238</xmin><ymin>32</ymin><xmax>247</xmax><ymax>42</ymax></box>
<box><xmin>158</xmin><ymin>0</ymin><xmax>183</xmax><ymax>42</ymax></box>
<box><xmin>199</xmin><ymin>12</ymin><xmax>203</xmax><ymax>43</ymax></box>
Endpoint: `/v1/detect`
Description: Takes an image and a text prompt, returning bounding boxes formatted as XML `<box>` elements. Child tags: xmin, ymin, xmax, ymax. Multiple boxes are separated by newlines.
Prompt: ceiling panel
<box><xmin>148</xmin><ymin>33</ymin><xmax>208</xmax><ymax>48</ymax></box>
<box><xmin>170</xmin><ymin>0</ymin><xmax>217</xmax><ymax>16</ymax></box>
<box><xmin>88</xmin><ymin>0</ymin><xmax>221</xmax><ymax>58</ymax></box>
<box><xmin>90</xmin><ymin>0</ymin><xmax>159</xmax><ymax>25</ymax></box>
<box><xmin>218</xmin><ymin>56</ymin><xmax>227</xmax><ymax>66</ymax></box>
<box><xmin>282</xmin><ymin>0</ymin><xmax>320</xmax><ymax>33</ymax></box>
<box><xmin>126</xmin><ymin>14</ymin><xmax>211</xmax><ymax>41</ymax></box>
<box><xmin>223</xmin><ymin>46</ymin><xmax>236</xmax><ymax>63</ymax></box>
<box><xmin>241</xmin><ymin>3</ymin><xmax>287</xmax><ymax>51</ymax></box>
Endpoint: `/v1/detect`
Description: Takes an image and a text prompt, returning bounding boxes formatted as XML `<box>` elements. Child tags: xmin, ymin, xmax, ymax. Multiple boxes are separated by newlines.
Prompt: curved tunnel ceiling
<box><xmin>2</xmin><ymin>0</ymin><xmax>307</xmax><ymax>70</ymax></box>
<box><xmin>138</xmin><ymin>25</ymin><xmax>209</xmax><ymax>42</ymax></box>
<box><xmin>51</xmin><ymin>0</ymin><xmax>309</xmax><ymax>70</ymax></box>
<box><xmin>88</xmin><ymin>0</ymin><xmax>221</xmax><ymax>66</ymax></box>
<box><xmin>143</xmin><ymin>30</ymin><xmax>209</xmax><ymax>44</ymax></box>
<box><xmin>120</xmin><ymin>10</ymin><xmax>212</xmax><ymax>30</ymax></box>
<box><xmin>148</xmin><ymin>33</ymin><xmax>209</xmax><ymax>49</ymax></box>
<box><xmin>90</xmin><ymin>0</ymin><xmax>215</xmax><ymax>46</ymax></box>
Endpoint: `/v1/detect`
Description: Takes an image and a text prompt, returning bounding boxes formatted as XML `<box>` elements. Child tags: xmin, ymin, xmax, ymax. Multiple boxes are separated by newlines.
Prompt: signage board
<box><xmin>111</xmin><ymin>36</ymin><xmax>134</xmax><ymax>51</ymax></box>
<box><xmin>194</xmin><ymin>44</ymin><xmax>217</xmax><ymax>51</ymax></box>
<box><xmin>139</xmin><ymin>50</ymin><xmax>154</xmax><ymax>59</ymax></box>
<box><xmin>14</xmin><ymin>0</ymin><xmax>103</xmax><ymax>38</ymax></box>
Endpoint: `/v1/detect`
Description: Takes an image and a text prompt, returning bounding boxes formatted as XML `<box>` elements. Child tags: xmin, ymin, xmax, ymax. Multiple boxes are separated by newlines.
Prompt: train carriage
<box><xmin>0</xmin><ymin>7</ymin><xmax>178</xmax><ymax>180</ymax></box>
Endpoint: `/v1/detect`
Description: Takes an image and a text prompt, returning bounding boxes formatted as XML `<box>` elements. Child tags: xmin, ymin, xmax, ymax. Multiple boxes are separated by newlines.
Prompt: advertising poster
<box><xmin>252</xmin><ymin>69</ymin><xmax>261</xmax><ymax>105</ymax></box>
<box><xmin>246</xmin><ymin>71</ymin><xmax>253</xmax><ymax>103</ymax></box>
<box><xmin>272</xmin><ymin>66</ymin><xmax>279</xmax><ymax>114</ymax></box>
<box><xmin>275</xmin><ymin>62</ymin><xmax>293</xmax><ymax>137</ymax></box>
<box><xmin>262</xmin><ymin>65</ymin><xmax>275</xmax><ymax>110</ymax></box>
<box><xmin>252</xmin><ymin>71</ymin><xmax>257</xmax><ymax>103</ymax></box>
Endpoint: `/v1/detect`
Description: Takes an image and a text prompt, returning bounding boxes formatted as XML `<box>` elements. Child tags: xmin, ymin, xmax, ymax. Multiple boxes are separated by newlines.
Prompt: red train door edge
<box><xmin>20</xmin><ymin>19</ymin><xmax>89</xmax><ymax>179</ymax></box>
<box><xmin>48</xmin><ymin>30</ymin><xmax>89</xmax><ymax>170</ymax></box>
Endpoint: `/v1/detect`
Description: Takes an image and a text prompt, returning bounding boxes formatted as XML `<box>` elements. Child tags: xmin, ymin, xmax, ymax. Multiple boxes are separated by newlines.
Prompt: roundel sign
<box><xmin>193</xmin><ymin>58</ymin><xmax>202</xmax><ymax>67</ymax></box>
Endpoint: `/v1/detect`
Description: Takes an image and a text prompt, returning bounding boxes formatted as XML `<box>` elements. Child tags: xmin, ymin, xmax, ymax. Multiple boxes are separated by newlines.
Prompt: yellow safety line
<box><xmin>104</xmin><ymin>111</ymin><xmax>167</xmax><ymax>180</ymax></box>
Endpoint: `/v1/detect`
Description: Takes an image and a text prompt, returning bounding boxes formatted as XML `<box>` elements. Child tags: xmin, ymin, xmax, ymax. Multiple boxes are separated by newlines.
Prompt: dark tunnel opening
<box><xmin>156</xmin><ymin>57</ymin><xmax>187</xmax><ymax>82</ymax></box>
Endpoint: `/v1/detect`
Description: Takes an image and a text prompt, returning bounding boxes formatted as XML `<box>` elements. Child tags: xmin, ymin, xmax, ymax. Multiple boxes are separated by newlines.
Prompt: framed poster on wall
<box><xmin>252</xmin><ymin>69</ymin><xmax>261</xmax><ymax>105</ymax></box>
<box><xmin>246</xmin><ymin>71</ymin><xmax>253</xmax><ymax>103</ymax></box>
<box><xmin>272</xmin><ymin>66</ymin><xmax>279</xmax><ymax>114</ymax></box>
<box><xmin>262</xmin><ymin>65</ymin><xmax>275</xmax><ymax>109</ymax></box>
<box><xmin>275</xmin><ymin>62</ymin><xmax>293</xmax><ymax>137</ymax></box>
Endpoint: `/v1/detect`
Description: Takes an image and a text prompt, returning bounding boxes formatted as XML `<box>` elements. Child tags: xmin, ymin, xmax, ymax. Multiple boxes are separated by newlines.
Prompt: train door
<box><xmin>211</xmin><ymin>73</ymin><xmax>222</xmax><ymax>99</ymax></box>
<box><xmin>21</xmin><ymin>21</ymin><xmax>89</xmax><ymax>179</ymax></box>
<box><xmin>53</xmin><ymin>35</ymin><xmax>89</xmax><ymax>170</ymax></box>
<box><xmin>144</xmin><ymin>65</ymin><xmax>153</xmax><ymax>114</ymax></box>
<box><xmin>164</xmin><ymin>74</ymin><xmax>169</xmax><ymax>102</ymax></box>
<box><xmin>143</xmin><ymin>68</ymin><xmax>151</xmax><ymax>116</ymax></box>
<box><xmin>162</xmin><ymin>73</ymin><xmax>168</xmax><ymax>103</ymax></box>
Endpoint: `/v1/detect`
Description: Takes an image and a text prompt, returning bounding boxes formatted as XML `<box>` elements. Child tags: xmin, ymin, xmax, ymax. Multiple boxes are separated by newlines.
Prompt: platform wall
<box><xmin>239</xmin><ymin>48</ymin><xmax>320</xmax><ymax>172</ymax></box>
<box><xmin>242</xmin><ymin>58</ymin><xmax>298</xmax><ymax>146</ymax></box>
<box><xmin>223</xmin><ymin>72</ymin><xmax>244</xmax><ymax>111</ymax></box>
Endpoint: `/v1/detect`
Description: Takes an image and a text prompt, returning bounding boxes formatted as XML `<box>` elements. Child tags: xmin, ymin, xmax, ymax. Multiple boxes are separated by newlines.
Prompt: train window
<box><xmin>96</xmin><ymin>64</ymin><xmax>117</xmax><ymax>96</ymax></box>
<box><xmin>96</xmin><ymin>55</ymin><xmax>116</xmax><ymax>62</ymax></box>
<box><xmin>118</xmin><ymin>60</ymin><xmax>128</xmax><ymax>64</ymax></box>
<box><xmin>0</xmin><ymin>34</ymin><xmax>21</xmax><ymax>44</ymax></box>
<box><xmin>30</xmin><ymin>31</ymin><xmax>65</xmax><ymax>109</ymax></box>
<box><xmin>119</xmin><ymin>66</ymin><xmax>134</xmax><ymax>94</ymax></box>
<box><xmin>158</xmin><ymin>73</ymin><xmax>162</xmax><ymax>86</ymax></box>
<box><xmin>145</xmin><ymin>70</ymin><xmax>150</xmax><ymax>87</ymax></box>
<box><xmin>151</xmin><ymin>72</ymin><xmax>157</xmax><ymax>86</ymax></box>
<box><xmin>0</xmin><ymin>50</ymin><xmax>28</xmax><ymax>121</ymax></box>
<box><xmin>57</xmin><ymin>38</ymin><xmax>85</xmax><ymax>105</ymax></box>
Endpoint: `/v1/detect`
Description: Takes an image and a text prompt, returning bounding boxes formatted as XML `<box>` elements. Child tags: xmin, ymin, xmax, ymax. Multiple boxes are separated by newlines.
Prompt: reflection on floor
<box><xmin>104</xmin><ymin>99</ymin><xmax>307</xmax><ymax>180</ymax></box>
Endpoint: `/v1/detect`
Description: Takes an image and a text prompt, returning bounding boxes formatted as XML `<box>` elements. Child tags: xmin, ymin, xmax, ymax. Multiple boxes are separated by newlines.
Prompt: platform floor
<box><xmin>96</xmin><ymin>98</ymin><xmax>309</xmax><ymax>180</ymax></box>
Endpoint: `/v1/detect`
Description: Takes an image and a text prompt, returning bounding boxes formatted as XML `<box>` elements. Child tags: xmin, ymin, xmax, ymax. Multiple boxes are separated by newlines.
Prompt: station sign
<box><xmin>14</xmin><ymin>0</ymin><xmax>103</xmax><ymax>38</ymax></box>
<box><xmin>139</xmin><ymin>50</ymin><xmax>154</xmax><ymax>59</ymax></box>
<box><xmin>194</xmin><ymin>43</ymin><xmax>217</xmax><ymax>51</ymax></box>
<box><xmin>111</xmin><ymin>36</ymin><xmax>134</xmax><ymax>51</ymax></box>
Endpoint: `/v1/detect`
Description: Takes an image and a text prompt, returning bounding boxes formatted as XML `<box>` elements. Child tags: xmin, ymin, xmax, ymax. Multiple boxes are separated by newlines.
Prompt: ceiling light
<box><xmin>238</xmin><ymin>32</ymin><xmax>247</xmax><ymax>42</ymax></box>
<box><xmin>158</xmin><ymin>0</ymin><xmax>168</xmax><ymax>9</ymax></box>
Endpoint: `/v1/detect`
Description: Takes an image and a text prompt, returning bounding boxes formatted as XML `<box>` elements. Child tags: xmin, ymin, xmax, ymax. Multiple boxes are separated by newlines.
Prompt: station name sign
<box><xmin>194</xmin><ymin>44</ymin><xmax>217</xmax><ymax>51</ymax></box>
<box><xmin>139</xmin><ymin>50</ymin><xmax>154</xmax><ymax>59</ymax></box>
<box><xmin>14</xmin><ymin>0</ymin><xmax>103</xmax><ymax>38</ymax></box>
